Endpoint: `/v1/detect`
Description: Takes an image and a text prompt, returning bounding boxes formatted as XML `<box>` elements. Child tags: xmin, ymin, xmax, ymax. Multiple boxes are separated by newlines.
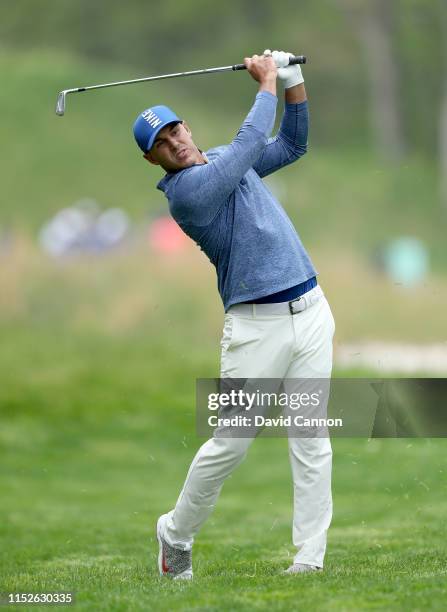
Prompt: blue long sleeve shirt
<box><xmin>157</xmin><ymin>91</ymin><xmax>317</xmax><ymax>311</ymax></box>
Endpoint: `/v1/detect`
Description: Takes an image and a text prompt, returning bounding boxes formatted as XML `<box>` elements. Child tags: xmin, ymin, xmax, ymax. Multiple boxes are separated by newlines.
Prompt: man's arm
<box><xmin>253</xmin><ymin>52</ymin><xmax>309</xmax><ymax>178</ymax></box>
<box><xmin>170</xmin><ymin>55</ymin><xmax>278</xmax><ymax>226</ymax></box>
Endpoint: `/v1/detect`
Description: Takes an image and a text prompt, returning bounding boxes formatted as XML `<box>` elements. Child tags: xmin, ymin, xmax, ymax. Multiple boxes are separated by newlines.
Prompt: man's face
<box><xmin>144</xmin><ymin>121</ymin><xmax>203</xmax><ymax>172</ymax></box>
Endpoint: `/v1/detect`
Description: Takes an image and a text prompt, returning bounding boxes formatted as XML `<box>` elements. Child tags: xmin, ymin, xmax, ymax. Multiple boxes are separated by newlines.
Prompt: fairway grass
<box><xmin>1</xmin><ymin>326</ymin><xmax>446</xmax><ymax>611</ymax></box>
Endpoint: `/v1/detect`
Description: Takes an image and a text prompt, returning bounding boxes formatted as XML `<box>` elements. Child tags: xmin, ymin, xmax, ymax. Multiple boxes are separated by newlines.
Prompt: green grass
<box><xmin>1</xmin><ymin>319</ymin><xmax>447</xmax><ymax>611</ymax></box>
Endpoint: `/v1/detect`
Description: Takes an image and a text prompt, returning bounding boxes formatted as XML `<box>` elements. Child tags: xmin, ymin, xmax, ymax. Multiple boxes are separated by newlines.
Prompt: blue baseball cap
<box><xmin>133</xmin><ymin>105</ymin><xmax>182</xmax><ymax>153</ymax></box>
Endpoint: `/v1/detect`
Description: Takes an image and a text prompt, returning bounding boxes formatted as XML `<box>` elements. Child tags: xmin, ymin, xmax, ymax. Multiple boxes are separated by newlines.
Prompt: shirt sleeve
<box><xmin>168</xmin><ymin>91</ymin><xmax>277</xmax><ymax>227</ymax></box>
<box><xmin>252</xmin><ymin>100</ymin><xmax>308</xmax><ymax>179</ymax></box>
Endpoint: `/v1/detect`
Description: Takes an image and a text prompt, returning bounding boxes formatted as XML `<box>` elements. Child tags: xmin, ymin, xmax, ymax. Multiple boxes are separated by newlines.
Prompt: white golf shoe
<box><xmin>283</xmin><ymin>563</ymin><xmax>322</xmax><ymax>575</ymax></box>
<box><xmin>156</xmin><ymin>514</ymin><xmax>193</xmax><ymax>580</ymax></box>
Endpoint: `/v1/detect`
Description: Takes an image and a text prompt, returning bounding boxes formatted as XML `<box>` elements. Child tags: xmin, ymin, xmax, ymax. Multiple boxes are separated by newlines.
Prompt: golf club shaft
<box><xmin>74</xmin><ymin>55</ymin><xmax>306</xmax><ymax>93</ymax></box>
<box><xmin>56</xmin><ymin>55</ymin><xmax>306</xmax><ymax>115</ymax></box>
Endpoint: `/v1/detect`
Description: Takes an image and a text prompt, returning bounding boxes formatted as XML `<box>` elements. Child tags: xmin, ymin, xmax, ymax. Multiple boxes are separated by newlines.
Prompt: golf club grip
<box><xmin>233</xmin><ymin>55</ymin><xmax>306</xmax><ymax>71</ymax></box>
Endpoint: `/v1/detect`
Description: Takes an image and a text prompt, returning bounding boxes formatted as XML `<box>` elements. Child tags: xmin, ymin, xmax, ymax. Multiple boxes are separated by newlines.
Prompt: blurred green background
<box><xmin>1</xmin><ymin>1</ymin><xmax>446</xmax><ymax>610</ymax></box>
<box><xmin>1</xmin><ymin>0</ymin><xmax>446</xmax><ymax>344</ymax></box>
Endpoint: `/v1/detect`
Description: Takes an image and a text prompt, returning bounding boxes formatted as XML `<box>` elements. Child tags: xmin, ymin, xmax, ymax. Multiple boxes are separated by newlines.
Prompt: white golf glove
<box><xmin>263</xmin><ymin>49</ymin><xmax>304</xmax><ymax>89</ymax></box>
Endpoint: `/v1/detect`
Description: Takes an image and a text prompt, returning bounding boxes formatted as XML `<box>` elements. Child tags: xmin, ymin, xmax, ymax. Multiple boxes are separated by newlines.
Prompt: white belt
<box><xmin>228</xmin><ymin>285</ymin><xmax>324</xmax><ymax>316</ymax></box>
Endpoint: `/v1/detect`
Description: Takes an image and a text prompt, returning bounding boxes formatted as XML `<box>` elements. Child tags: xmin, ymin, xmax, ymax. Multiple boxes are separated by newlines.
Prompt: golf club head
<box><xmin>55</xmin><ymin>91</ymin><xmax>67</xmax><ymax>116</ymax></box>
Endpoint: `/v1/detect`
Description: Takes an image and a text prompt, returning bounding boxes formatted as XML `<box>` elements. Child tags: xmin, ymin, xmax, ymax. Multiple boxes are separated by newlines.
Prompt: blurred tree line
<box><xmin>2</xmin><ymin>0</ymin><xmax>446</xmax><ymax>173</ymax></box>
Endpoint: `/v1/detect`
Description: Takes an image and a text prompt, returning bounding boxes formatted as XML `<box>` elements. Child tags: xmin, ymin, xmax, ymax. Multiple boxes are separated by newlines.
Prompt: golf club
<box><xmin>55</xmin><ymin>55</ymin><xmax>307</xmax><ymax>116</ymax></box>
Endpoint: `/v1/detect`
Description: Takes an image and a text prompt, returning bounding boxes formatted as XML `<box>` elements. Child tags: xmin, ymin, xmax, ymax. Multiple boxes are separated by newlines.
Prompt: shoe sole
<box><xmin>283</xmin><ymin>566</ymin><xmax>322</xmax><ymax>575</ymax></box>
<box><xmin>156</xmin><ymin>514</ymin><xmax>167</xmax><ymax>577</ymax></box>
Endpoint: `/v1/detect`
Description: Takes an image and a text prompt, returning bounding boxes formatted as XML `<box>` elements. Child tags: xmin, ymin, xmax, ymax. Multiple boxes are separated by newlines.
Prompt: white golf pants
<box><xmin>163</xmin><ymin>287</ymin><xmax>335</xmax><ymax>568</ymax></box>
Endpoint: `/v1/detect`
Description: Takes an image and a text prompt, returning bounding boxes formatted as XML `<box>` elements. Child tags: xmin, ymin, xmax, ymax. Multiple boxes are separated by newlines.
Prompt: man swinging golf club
<box><xmin>133</xmin><ymin>50</ymin><xmax>335</xmax><ymax>579</ymax></box>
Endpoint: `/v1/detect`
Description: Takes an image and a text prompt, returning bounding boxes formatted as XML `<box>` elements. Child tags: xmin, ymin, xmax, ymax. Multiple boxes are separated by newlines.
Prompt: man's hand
<box><xmin>244</xmin><ymin>54</ymin><xmax>277</xmax><ymax>96</ymax></box>
<box><xmin>263</xmin><ymin>49</ymin><xmax>304</xmax><ymax>89</ymax></box>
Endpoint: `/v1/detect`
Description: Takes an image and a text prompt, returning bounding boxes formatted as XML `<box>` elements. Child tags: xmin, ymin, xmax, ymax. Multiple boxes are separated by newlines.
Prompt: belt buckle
<box><xmin>288</xmin><ymin>297</ymin><xmax>304</xmax><ymax>315</ymax></box>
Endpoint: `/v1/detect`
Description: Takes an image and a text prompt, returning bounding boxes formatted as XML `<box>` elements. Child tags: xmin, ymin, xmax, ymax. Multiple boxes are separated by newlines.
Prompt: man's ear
<box><xmin>143</xmin><ymin>151</ymin><xmax>160</xmax><ymax>166</ymax></box>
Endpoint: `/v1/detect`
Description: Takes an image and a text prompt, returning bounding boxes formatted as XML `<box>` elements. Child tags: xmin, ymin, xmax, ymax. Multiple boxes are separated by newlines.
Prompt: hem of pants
<box><xmin>293</xmin><ymin>525</ymin><xmax>329</xmax><ymax>568</ymax></box>
<box><xmin>163</xmin><ymin>510</ymin><xmax>193</xmax><ymax>551</ymax></box>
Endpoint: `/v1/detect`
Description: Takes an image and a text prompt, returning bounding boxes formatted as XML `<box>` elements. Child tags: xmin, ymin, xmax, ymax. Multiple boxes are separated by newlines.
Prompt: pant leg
<box><xmin>164</xmin><ymin>436</ymin><xmax>252</xmax><ymax>549</ymax></box>
<box><xmin>285</xmin><ymin>295</ymin><xmax>335</xmax><ymax>568</ymax></box>
<box><xmin>164</xmin><ymin>310</ymin><xmax>294</xmax><ymax>550</ymax></box>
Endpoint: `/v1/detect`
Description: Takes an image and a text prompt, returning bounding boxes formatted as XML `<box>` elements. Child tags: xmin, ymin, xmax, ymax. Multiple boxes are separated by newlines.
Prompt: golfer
<box><xmin>133</xmin><ymin>50</ymin><xmax>335</xmax><ymax>579</ymax></box>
